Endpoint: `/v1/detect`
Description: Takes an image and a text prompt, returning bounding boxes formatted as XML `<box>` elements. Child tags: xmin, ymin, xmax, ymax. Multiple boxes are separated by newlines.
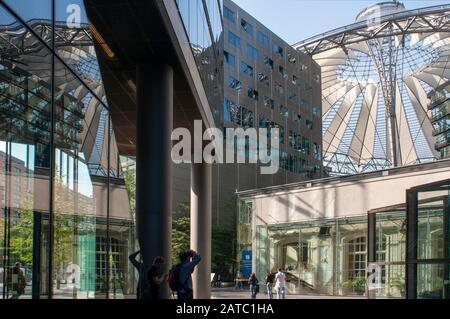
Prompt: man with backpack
<box><xmin>169</xmin><ymin>249</ymin><xmax>202</xmax><ymax>299</ymax></box>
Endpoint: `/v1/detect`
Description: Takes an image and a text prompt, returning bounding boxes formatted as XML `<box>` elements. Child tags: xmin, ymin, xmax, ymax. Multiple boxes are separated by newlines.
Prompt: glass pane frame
<box><xmin>406</xmin><ymin>179</ymin><xmax>450</xmax><ymax>299</ymax></box>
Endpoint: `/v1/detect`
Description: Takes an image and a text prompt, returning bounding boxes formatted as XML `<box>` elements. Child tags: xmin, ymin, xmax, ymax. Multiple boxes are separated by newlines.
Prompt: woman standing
<box><xmin>248</xmin><ymin>273</ymin><xmax>259</xmax><ymax>299</ymax></box>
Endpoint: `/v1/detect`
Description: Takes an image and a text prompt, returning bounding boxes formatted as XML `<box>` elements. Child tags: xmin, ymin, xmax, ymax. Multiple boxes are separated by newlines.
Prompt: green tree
<box><xmin>123</xmin><ymin>168</ymin><xmax>136</xmax><ymax>219</ymax></box>
<box><xmin>171</xmin><ymin>203</ymin><xmax>190</xmax><ymax>263</ymax></box>
<box><xmin>212</xmin><ymin>224</ymin><xmax>235</xmax><ymax>273</ymax></box>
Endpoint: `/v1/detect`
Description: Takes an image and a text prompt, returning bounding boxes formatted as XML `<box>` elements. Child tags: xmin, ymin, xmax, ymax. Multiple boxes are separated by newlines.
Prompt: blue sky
<box><xmin>232</xmin><ymin>0</ymin><xmax>450</xmax><ymax>44</ymax></box>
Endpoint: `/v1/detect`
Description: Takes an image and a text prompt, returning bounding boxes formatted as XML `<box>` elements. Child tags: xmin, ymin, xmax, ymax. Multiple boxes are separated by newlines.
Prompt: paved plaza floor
<box><xmin>211</xmin><ymin>288</ymin><xmax>365</xmax><ymax>299</ymax></box>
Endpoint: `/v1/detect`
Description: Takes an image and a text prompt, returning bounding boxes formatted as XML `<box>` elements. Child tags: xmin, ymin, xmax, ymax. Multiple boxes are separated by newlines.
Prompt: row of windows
<box><xmin>223</xmin><ymin>98</ymin><xmax>254</xmax><ymax>128</ymax></box>
<box><xmin>289</xmin><ymin>130</ymin><xmax>321</xmax><ymax>160</ymax></box>
<box><xmin>224</xmin><ymin>47</ymin><xmax>318</xmax><ymax>91</ymax></box>
<box><xmin>280</xmin><ymin>151</ymin><xmax>322</xmax><ymax>178</ymax></box>
<box><xmin>226</xmin><ymin>78</ymin><xmax>317</xmax><ymax>128</ymax></box>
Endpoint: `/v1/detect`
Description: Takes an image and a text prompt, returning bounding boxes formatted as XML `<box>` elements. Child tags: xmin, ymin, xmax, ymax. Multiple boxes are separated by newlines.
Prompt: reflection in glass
<box><xmin>0</xmin><ymin>1</ymin><xmax>135</xmax><ymax>299</ymax></box>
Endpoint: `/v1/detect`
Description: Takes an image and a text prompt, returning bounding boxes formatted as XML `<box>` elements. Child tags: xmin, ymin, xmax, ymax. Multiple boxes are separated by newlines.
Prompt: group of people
<box><xmin>129</xmin><ymin>249</ymin><xmax>202</xmax><ymax>300</ymax></box>
<box><xmin>245</xmin><ymin>268</ymin><xmax>287</xmax><ymax>299</ymax></box>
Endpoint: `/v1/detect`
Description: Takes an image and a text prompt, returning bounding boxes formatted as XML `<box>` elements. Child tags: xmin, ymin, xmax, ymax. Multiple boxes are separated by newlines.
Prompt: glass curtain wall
<box><xmin>0</xmin><ymin>0</ymin><xmax>135</xmax><ymax>299</ymax></box>
<box><xmin>368</xmin><ymin>210</ymin><xmax>406</xmax><ymax>299</ymax></box>
<box><xmin>175</xmin><ymin>0</ymin><xmax>223</xmax><ymax>123</ymax></box>
<box><xmin>254</xmin><ymin>216</ymin><xmax>367</xmax><ymax>296</ymax></box>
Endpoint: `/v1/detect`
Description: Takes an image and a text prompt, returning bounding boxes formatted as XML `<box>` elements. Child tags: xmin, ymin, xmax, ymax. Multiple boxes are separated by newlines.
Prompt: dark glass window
<box><xmin>246</xmin><ymin>44</ymin><xmax>259</xmax><ymax>59</ymax></box>
<box><xmin>279</xmin><ymin>65</ymin><xmax>288</xmax><ymax>79</ymax></box>
<box><xmin>258</xmin><ymin>31</ymin><xmax>269</xmax><ymax>48</ymax></box>
<box><xmin>258</xmin><ymin>73</ymin><xmax>269</xmax><ymax>86</ymax></box>
<box><xmin>273</xmin><ymin>43</ymin><xmax>283</xmax><ymax>57</ymax></box>
<box><xmin>264</xmin><ymin>56</ymin><xmax>274</xmax><ymax>69</ymax></box>
<box><xmin>240</xmin><ymin>61</ymin><xmax>254</xmax><ymax>77</ymax></box>
<box><xmin>224</xmin><ymin>50</ymin><xmax>236</xmax><ymax>67</ymax></box>
<box><xmin>264</xmin><ymin>96</ymin><xmax>275</xmax><ymax>110</ymax></box>
<box><xmin>228</xmin><ymin>75</ymin><xmax>241</xmax><ymax>91</ymax></box>
<box><xmin>228</xmin><ymin>31</ymin><xmax>241</xmax><ymax>48</ymax></box>
<box><xmin>241</xmin><ymin>19</ymin><xmax>253</xmax><ymax>35</ymax></box>
<box><xmin>223</xmin><ymin>6</ymin><xmax>235</xmax><ymax>23</ymax></box>
<box><xmin>247</xmin><ymin>87</ymin><xmax>259</xmax><ymax>101</ymax></box>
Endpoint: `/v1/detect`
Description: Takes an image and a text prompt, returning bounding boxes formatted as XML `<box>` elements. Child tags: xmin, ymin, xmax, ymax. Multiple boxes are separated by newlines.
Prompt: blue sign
<box><xmin>241</xmin><ymin>250</ymin><xmax>252</xmax><ymax>278</ymax></box>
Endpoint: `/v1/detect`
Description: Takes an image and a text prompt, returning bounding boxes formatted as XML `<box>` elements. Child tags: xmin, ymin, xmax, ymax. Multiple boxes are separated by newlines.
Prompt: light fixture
<box><xmin>90</xmin><ymin>24</ymin><xmax>116</xmax><ymax>59</ymax></box>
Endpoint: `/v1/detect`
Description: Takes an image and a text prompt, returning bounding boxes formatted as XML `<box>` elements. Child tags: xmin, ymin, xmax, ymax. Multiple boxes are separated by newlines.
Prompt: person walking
<box><xmin>274</xmin><ymin>268</ymin><xmax>286</xmax><ymax>299</ymax></box>
<box><xmin>248</xmin><ymin>273</ymin><xmax>259</xmax><ymax>299</ymax></box>
<box><xmin>129</xmin><ymin>250</ymin><xmax>150</xmax><ymax>299</ymax></box>
<box><xmin>177</xmin><ymin>249</ymin><xmax>202</xmax><ymax>299</ymax></box>
<box><xmin>234</xmin><ymin>271</ymin><xmax>243</xmax><ymax>290</ymax></box>
<box><xmin>148</xmin><ymin>256</ymin><xmax>168</xmax><ymax>299</ymax></box>
<box><xmin>264</xmin><ymin>270</ymin><xmax>275</xmax><ymax>299</ymax></box>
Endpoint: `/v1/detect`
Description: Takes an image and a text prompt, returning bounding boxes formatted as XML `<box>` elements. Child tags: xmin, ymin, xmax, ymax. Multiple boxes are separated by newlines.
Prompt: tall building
<box><xmin>428</xmin><ymin>82</ymin><xmax>450</xmax><ymax>159</ymax></box>
<box><xmin>208</xmin><ymin>0</ymin><xmax>323</xmax><ymax>227</ymax></box>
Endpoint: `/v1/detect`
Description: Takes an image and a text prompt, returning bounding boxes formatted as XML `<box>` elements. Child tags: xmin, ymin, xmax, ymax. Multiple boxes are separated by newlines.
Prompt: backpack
<box><xmin>168</xmin><ymin>264</ymin><xmax>188</xmax><ymax>292</ymax></box>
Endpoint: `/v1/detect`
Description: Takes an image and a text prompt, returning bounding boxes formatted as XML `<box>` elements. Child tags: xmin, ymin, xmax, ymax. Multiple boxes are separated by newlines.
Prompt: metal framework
<box><xmin>294</xmin><ymin>3</ymin><xmax>450</xmax><ymax>175</ymax></box>
<box><xmin>0</xmin><ymin>18</ymin><xmax>121</xmax><ymax>178</ymax></box>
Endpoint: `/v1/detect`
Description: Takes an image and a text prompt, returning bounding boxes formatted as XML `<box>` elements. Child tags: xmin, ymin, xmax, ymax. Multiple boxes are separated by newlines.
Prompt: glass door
<box><xmin>406</xmin><ymin>180</ymin><xmax>450</xmax><ymax>299</ymax></box>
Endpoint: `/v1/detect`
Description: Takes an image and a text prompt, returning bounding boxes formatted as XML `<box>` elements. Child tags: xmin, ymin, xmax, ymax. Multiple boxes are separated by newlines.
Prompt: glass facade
<box><xmin>0</xmin><ymin>0</ymin><xmax>135</xmax><ymax>299</ymax></box>
<box><xmin>175</xmin><ymin>0</ymin><xmax>224</xmax><ymax>124</ymax></box>
<box><xmin>238</xmin><ymin>178</ymin><xmax>450</xmax><ymax>299</ymax></box>
<box><xmin>253</xmin><ymin>216</ymin><xmax>372</xmax><ymax>297</ymax></box>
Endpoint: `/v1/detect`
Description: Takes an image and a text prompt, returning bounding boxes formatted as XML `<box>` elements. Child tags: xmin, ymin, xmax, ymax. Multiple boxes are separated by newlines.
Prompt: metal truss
<box><xmin>294</xmin><ymin>4</ymin><xmax>450</xmax><ymax>56</ymax></box>
<box><xmin>0</xmin><ymin>18</ymin><xmax>121</xmax><ymax>178</ymax></box>
<box><xmin>293</xmin><ymin>3</ymin><xmax>450</xmax><ymax>175</ymax></box>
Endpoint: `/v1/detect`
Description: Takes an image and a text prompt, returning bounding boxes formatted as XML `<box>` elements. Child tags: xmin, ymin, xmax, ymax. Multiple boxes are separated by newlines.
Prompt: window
<box><xmin>313</xmin><ymin>74</ymin><xmax>320</xmax><ymax>83</ymax></box>
<box><xmin>274</xmin><ymin>82</ymin><xmax>284</xmax><ymax>95</ymax></box>
<box><xmin>258</xmin><ymin>31</ymin><xmax>269</xmax><ymax>47</ymax></box>
<box><xmin>289</xmin><ymin>93</ymin><xmax>298</xmax><ymax>104</ymax></box>
<box><xmin>241</xmin><ymin>19</ymin><xmax>253</xmax><ymax>35</ymax></box>
<box><xmin>247</xmin><ymin>87</ymin><xmax>259</xmax><ymax>101</ymax></box>
<box><xmin>314</xmin><ymin>143</ymin><xmax>321</xmax><ymax>160</ymax></box>
<box><xmin>224</xmin><ymin>98</ymin><xmax>239</xmax><ymax>122</ymax></box>
<box><xmin>240</xmin><ymin>61</ymin><xmax>254</xmax><ymax>77</ymax></box>
<box><xmin>348</xmin><ymin>237</ymin><xmax>367</xmax><ymax>279</ymax></box>
<box><xmin>228</xmin><ymin>31</ymin><xmax>241</xmax><ymax>48</ymax></box>
<box><xmin>279</xmin><ymin>65</ymin><xmax>288</xmax><ymax>79</ymax></box>
<box><xmin>264</xmin><ymin>56</ymin><xmax>274</xmax><ymax>69</ymax></box>
<box><xmin>280</xmin><ymin>105</ymin><xmax>289</xmax><ymax>118</ymax></box>
<box><xmin>288</xmin><ymin>53</ymin><xmax>296</xmax><ymax>63</ymax></box>
<box><xmin>224</xmin><ymin>51</ymin><xmax>236</xmax><ymax>67</ymax></box>
<box><xmin>306</xmin><ymin>120</ymin><xmax>313</xmax><ymax>130</ymax></box>
<box><xmin>258</xmin><ymin>72</ymin><xmax>269</xmax><ymax>86</ymax></box>
<box><xmin>292</xmin><ymin>75</ymin><xmax>298</xmax><ymax>85</ymax></box>
<box><xmin>227</xmin><ymin>76</ymin><xmax>241</xmax><ymax>91</ymax></box>
<box><xmin>246</xmin><ymin>44</ymin><xmax>258</xmax><ymax>59</ymax></box>
<box><xmin>273</xmin><ymin>43</ymin><xmax>283</xmax><ymax>57</ymax></box>
<box><xmin>312</xmin><ymin>106</ymin><xmax>320</xmax><ymax>116</ymax></box>
<box><xmin>224</xmin><ymin>6</ymin><xmax>235</xmax><ymax>23</ymax></box>
<box><xmin>264</xmin><ymin>96</ymin><xmax>275</xmax><ymax>109</ymax></box>
<box><xmin>304</xmin><ymin>83</ymin><xmax>312</xmax><ymax>92</ymax></box>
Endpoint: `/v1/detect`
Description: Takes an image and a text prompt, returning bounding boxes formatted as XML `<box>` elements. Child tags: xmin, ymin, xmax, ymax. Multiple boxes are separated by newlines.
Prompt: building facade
<box><xmin>171</xmin><ymin>0</ymin><xmax>323</xmax><ymax>239</ymax></box>
<box><xmin>429</xmin><ymin>81</ymin><xmax>450</xmax><ymax>159</ymax></box>
<box><xmin>236</xmin><ymin>159</ymin><xmax>450</xmax><ymax>298</ymax></box>
<box><xmin>0</xmin><ymin>0</ymin><xmax>135</xmax><ymax>299</ymax></box>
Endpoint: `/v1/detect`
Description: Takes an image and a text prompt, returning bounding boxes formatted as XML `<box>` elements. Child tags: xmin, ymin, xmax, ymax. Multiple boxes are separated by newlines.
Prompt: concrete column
<box><xmin>190</xmin><ymin>162</ymin><xmax>212</xmax><ymax>299</ymax></box>
<box><xmin>136</xmin><ymin>63</ymin><xmax>173</xmax><ymax>298</ymax></box>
